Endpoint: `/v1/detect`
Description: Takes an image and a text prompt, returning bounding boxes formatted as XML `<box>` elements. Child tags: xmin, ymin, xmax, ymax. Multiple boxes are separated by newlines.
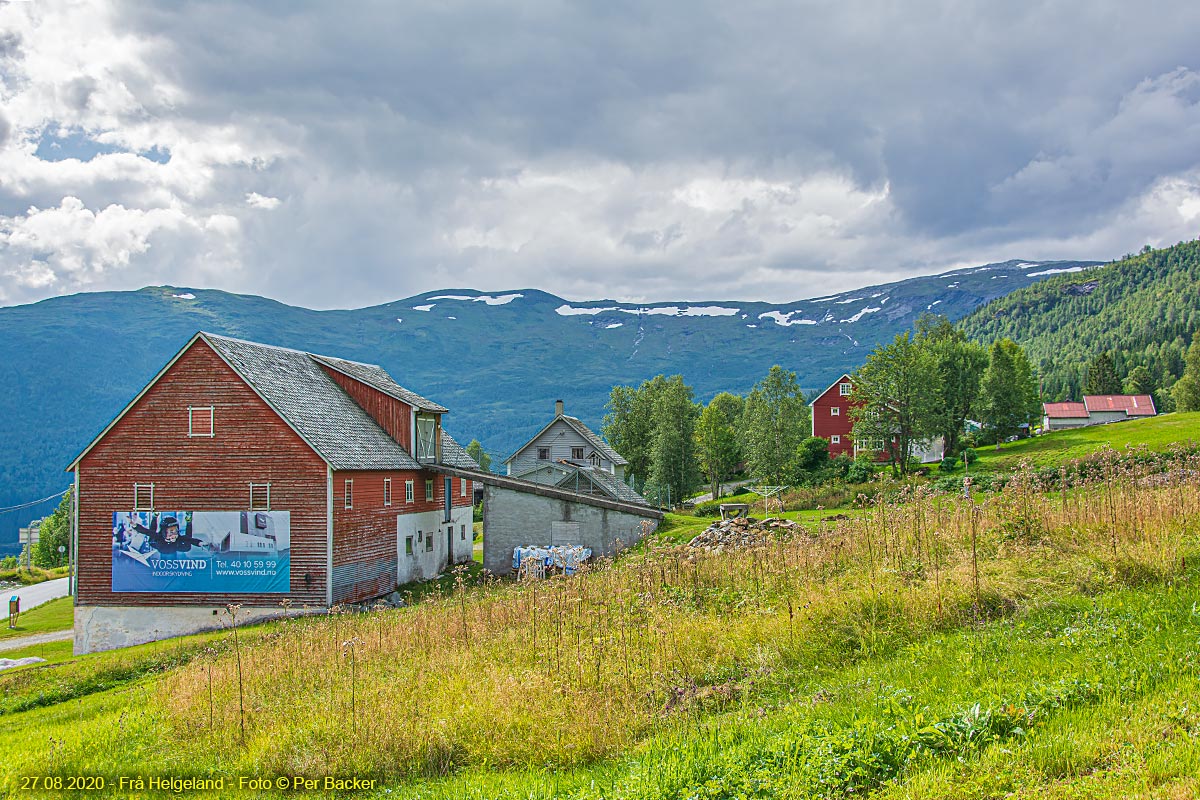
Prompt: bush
<box><xmin>0</xmin><ymin>555</ymin><xmax>16</xmax><ymax>569</ymax></box>
<box><xmin>961</xmin><ymin>447</ymin><xmax>978</xmax><ymax>465</ymax></box>
<box><xmin>846</xmin><ymin>461</ymin><xmax>873</xmax><ymax>483</ymax></box>
<box><xmin>940</xmin><ymin>455</ymin><xmax>959</xmax><ymax>472</ymax></box>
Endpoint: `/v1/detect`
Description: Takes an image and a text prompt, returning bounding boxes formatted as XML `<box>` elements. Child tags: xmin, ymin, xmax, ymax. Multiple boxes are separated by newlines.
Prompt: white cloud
<box><xmin>245</xmin><ymin>192</ymin><xmax>281</xmax><ymax>210</ymax></box>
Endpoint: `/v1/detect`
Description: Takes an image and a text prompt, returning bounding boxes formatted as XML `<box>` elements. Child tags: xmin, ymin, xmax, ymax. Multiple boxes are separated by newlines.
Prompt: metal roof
<box><xmin>1083</xmin><ymin>395</ymin><xmax>1156</xmax><ymax>416</ymax></box>
<box><xmin>311</xmin><ymin>354</ymin><xmax>448</xmax><ymax>413</ymax></box>
<box><xmin>1043</xmin><ymin>401</ymin><xmax>1089</xmax><ymax>419</ymax></box>
<box><xmin>202</xmin><ymin>333</ymin><xmax>424</xmax><ymax>470</ymax></box>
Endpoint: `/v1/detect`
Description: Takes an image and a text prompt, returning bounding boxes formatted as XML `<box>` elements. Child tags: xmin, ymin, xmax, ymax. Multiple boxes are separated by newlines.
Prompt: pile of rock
<box><xmin>689</xmin><ymin>516</ymin><xmax>799</xmax><ymax>550</ymax></box>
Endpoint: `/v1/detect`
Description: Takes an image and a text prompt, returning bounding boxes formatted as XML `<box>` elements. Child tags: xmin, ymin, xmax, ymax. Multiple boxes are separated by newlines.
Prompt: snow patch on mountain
<box><xmin>171</xmin><ymin>293</ymin><xmax>196</xmax><ymax>300</ymax></box>
<box><xmin>759</xmin><ymin>310</ymin><xmax>819</xmax><ymax>326</ymax></box>
<box><xmin>413</xmin><ymin>304</ymin><xmax>435</xmax><ymax>311</ymax></box>
<box><xmin>1026</xmin><ymin>266</ymin><xmax>1086</xmax><ymax>277</ymax></box>
<box><xmin>429</xmin><ymin>293</ymin><xmax>523</xmax><ymax>305</ymax></box>
<box><xmin>840</xmin><ymin>306</ymin><xmax>882</xmax><ymax>323</ymax></box>
<box><xmin>555</xmin><ymin>304</ymin><xmax>740</xmax><ymax>317</ymax></box>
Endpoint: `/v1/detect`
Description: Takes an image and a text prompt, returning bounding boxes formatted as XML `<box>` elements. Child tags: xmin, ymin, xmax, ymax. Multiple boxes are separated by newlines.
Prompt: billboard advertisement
<box><xmin>112</xmin><ymin>510</ymin><xmax>291</xmax><ymax>593</ymax></box>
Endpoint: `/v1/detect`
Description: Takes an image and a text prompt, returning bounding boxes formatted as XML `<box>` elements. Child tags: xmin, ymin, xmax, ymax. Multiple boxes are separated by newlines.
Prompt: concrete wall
<box><xmin>74</xmin><ymin>604</ymin><xmax>303</xmax><ymax>654</ymax></box>
<box><xmin>482</xmin><ymin>485</ymin><xmax>657</xmax><ymax>575</ymax></box>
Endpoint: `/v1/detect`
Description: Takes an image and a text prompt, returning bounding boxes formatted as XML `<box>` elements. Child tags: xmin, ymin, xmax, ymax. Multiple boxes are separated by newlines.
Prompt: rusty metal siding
<box><xmin>77</xmin><ymin>340</ymin><xmax>330</xmax><ymax>607</ymax></box>
<box><xmin>331</xmin><ymin>468</ymin><xmax>474</xmax><ymax>603</ymax></box>
<box><xmin>321</xmin><ymin>367</ymin><xmax>413</xmax><ymax>452</ymax></box>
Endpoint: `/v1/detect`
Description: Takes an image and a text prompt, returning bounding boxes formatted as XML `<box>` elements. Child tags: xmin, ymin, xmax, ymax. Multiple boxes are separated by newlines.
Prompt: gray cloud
<box><xmin>2</xmin><ymin>1</ymin><xmax>1200</xmax><ymax>308</ymax></box>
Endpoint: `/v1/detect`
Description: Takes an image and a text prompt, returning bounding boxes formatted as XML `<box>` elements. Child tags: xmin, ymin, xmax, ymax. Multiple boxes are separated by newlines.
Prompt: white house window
<box><xmin>831</xmin><ymin>407</ymin><xmax>840</xmax><ymax>416</ymax></box>
<box><xmin>460</xmin><ymin>479</ymin><xmax>467</xmax><ymax>498</ymax></box>
<box><xmin>384</xmin><ymin>478</ymin><xmax>392</xmax><ymax>506</ymax></box>
<box><xmin>590</xmin><ymin>452</ymin><xmax>601</xmax><ymax>467</ymax></box>
<box><xmin>425</xmin><ymin>479</ymin><xmax>434</xmax><ymax>501</ymax></box>
<box><xmin>134</xmin><ymin>483</ymin><xmax>155</xmax><ymax>511</ymax></box>
<box><xmin>249</xmin><ymin>483</ymin><xmax>271</xmax><ymax>510</ymax></box>
<box><xmin>571</xmin><ymin>446</ymin><xmax>584</xmax><ymax>460</ymax></box>
<box><xmin>344</xmin><ymin>479</ymin><xmax>353</xmax><ymax>509</ymax></box>
<box><xmin>831</xmin><ymin>435</ymin><xmax>841</xmax><ymax>444</ymax></box>
<box><xmin>188</xmin><ymin>405</ymin><xmax>215</xmax><ymax>437</ymax></box>
<box><xmin>537</xmin><ymin>447</ymin><xmax>550</xmax><ymax>460</ymax></box>
<box><xmin>405</xmin><ymin>480</ymin><xmax>414</xmax><ymax>504</ymax></box>
<box><xmin>839</xmin><ymin>383</ymin><xmax>851</xmax><ymax>396</ymax></box>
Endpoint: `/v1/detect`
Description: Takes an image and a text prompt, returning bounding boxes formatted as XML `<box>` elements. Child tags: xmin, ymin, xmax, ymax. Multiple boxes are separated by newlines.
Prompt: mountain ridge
<box><xmin>0</xmin><ymin>257</ymin><xmax>1098</xmax><ymax>551</ymax></box>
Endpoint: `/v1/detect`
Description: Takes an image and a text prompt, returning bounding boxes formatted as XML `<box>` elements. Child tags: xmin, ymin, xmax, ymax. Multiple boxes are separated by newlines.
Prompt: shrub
<box><xmin>940</xmin><ymin>455</ymin><xmax>959</xmax><ymax>472</ymax></box>
<box><xmin>961</xmin><ymin>447</ymin><xmax>978</xmax><ymax>465</ymax></box>
<box><xmin>846</xmin><ymin>461</ymin><xmax>873</xmax><ymax>483</ymax></box>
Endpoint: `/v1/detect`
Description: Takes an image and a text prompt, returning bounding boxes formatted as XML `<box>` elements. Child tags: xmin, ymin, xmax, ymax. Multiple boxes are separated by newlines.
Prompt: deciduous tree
<box><xmin>741</xmin><ymin>366</ymin><xmax>809</xmax><ymax>484</ymax></box>
<box><xmin>1173</xmin><ymin>332</ymin><xmax>1200</xmax><ymax>412</ymax></box>
<box><xmin>850</xmin><ymin>332</ymin><xmax>941</xmax><ymax>475</ymax></box>
<box><xmin>980</xmin><ymin>339</ymin><xmax>1040</xmax><ymax>443</ymax></box>
<box><xmin>695</xmin><ymin>392</ymin><xmax>743</xmax><ymax>499</ymax></box>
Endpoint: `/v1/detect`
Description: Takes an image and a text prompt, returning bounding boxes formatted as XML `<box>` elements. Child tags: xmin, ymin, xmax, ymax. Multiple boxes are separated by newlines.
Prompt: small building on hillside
<box><xmin>1042</xmin><ymin>395</ymin><xmax>1156</xmax><ymax>431</ymax></box>
<box><xmin>504</xmin><ymin>400</ymin><xmax>629</xmax><ymax>480</ymax></box>
<box><xmin>67</xmin><ymin>332</ymin><xmax>478</xmax><ymax>654</ymax></box>
<box><xmin>476</xmin><ymin>400</ymin><xmax>659</xmax><ymax>575</ymax></box>
<box><xmin>810</xmin><ymin>374</ymin><xmax>944</xmax><ymax>463</ymax></box>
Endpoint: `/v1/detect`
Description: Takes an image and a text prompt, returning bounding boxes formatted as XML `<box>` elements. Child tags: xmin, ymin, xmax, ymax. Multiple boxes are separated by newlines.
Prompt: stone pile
<box><xmin>689</xmin><ymin>516</ymin><xmax>800</xmax><ymax>550</ymax></box>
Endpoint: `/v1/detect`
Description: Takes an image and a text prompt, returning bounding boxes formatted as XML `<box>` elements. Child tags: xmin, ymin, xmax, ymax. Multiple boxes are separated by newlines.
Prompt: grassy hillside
<box><xmin>969</xmin><ymin>411</ymin><xmax>1200</xmax><ymax>473</ymax></box>
<box><xmin>958</xmin><ymin>239</ymin><xmax>1200</xmax><ymax>403</ymax></box>
<box><xmin>2</xmin><ymin>460</ymin><xmax>1199</xmax><ymax>798</ymax></box>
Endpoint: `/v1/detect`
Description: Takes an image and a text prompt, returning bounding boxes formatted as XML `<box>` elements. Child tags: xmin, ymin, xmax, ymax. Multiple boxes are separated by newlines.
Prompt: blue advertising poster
<box><xmin>112</xmin><ymin>510</ymin><xmax>291</xmax><ymax>593</ymax></box>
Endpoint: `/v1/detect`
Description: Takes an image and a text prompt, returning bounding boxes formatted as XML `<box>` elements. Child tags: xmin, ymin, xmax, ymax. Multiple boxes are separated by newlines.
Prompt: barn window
<box><xmin>571</xmin><ymin>446</ymin><xmax>584</xmax><ymax>460</ymax></box>
<box><xmin>839</xmin><ymin>383</ymin><xmax>851</xmax><ymax>396</ymax></box>
<box><xmin>249</xmin><ymin>483</ymin><xmax>271</xmax><ymax>510</ymax></box>
<box><xmin>537</xmin><ymin>447</ymin><xmax>550</xmax><ymax>460</ymax></box>
<box><xmin>460</xmin><ymin>478</ymin><xmax>467</xmax><ymax>498</ymax></box>
<box><xmin>831</xmin><ymin>407</ymin><xmax>840</xmax><ymax>416</ymax></box>
<box><xmin>384</xmin><ymin>478</ymin><xmax>392</xmax><ymax>506</ymax></box>
<box><xmin>133</xmin><ymin>483</ymin><xmax>155</xmax><ymax>511</ymax></box>
<box><xmin>405</xmin><ymin>480</ymin><xmax>414</xmax><ymax>504</ymax></box>
<box><xmin>425</xmin><ymin>479</ymin><xmax>434</xmax><ymax>501</ymax></box>
<box><xmin>425</xmin><ymin>532</ymin><xmax>434</xmax><ymax>552</ymax></box>
<box><xmin>344</xmin><ymin>479</ymin><xmax>353</xmax><ymax>509</ymax></box>
<box><xmin>831</xmin><ymin>435</ymin><xmax>841</xmax><ymax>444</ymax></box>
<box><xmin>405</xmin><ymin>536</ymin><xmax>414</xmax><ymax>556</ymax></box>
<box><xmin>460</xmin><ymin>524</ymin><xmax>466</xmax><ymax>541</ymax></box>
<box><xmin>188</xmin><ymin>405</ymin><xmax>215</xmax><ymax>437</ymax></box>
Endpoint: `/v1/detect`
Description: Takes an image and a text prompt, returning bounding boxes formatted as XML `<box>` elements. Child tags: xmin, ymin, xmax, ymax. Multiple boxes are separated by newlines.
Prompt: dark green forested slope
<box><xmin>959</xmin><ymin>240</ymin><xmax>1200</xmax><ymax>403</ymax></box>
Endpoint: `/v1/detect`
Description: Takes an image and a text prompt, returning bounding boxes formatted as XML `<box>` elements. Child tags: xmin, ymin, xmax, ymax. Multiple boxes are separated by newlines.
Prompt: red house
<box><xmin>67</xmin><ymin>332</ymin><xmax>478</xmax><ymax>654</ymax></box>
<box><xmin>809</xmin><ymin>373</ymin><xmax>857</xmax><ymax>458</ymax></box>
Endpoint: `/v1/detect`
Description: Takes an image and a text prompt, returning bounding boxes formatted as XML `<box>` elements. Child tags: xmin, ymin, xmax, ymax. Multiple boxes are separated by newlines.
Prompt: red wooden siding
<box><xmin>331</xmin><ymin>469</ymin><xmax>474</xmax><ymax>603</ymax></box>
<box><xmin>812</xmin><ymin>375</ymin><xmax>857</xmax><ymax>458</ymax></box>
<box><xmin>321</xmin><ymin>367</ymin><xmax>413</xmax><ymax>451</ymax></box>
<box><xmin>77</xmin><ymin>340</ymin><xmax>330</xmax><ymax>607</ymax></box>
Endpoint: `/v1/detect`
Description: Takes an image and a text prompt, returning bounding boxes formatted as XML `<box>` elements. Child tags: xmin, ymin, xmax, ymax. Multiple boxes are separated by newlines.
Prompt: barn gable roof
<box><xmin>68</xmin><ymin>331</ymin><xmax>473</xmax><ymax>473</ymax></box>
<box><xmin>1083</xmin><ymin>394</ymin><xmax>1156</xmax><ymax>416</ymax></box>
<box><xmin>1043</xmin><ymin>401</ymin><xmax>1089</xmax><ymax>419</ymax></box>
<box><xmin>311</xmin><ymin>354</ymin><xmax>448</xmax><ymax>413</ymax></box>
<box><xmin>202</xmin><ymin>333</ymin><xmax>423</xmax><ymax>470</ymax></box>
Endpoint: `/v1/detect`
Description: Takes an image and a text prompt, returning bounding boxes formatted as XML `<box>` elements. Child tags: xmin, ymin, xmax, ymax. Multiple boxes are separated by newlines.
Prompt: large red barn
<box><xmin>67</xmin><ymin>332</ymin><xmax>478</xmax><ymax>653</ymax></box>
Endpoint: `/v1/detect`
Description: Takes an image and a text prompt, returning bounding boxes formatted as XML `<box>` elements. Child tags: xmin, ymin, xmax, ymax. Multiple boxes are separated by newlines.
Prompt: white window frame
<box><xmin>188</xmin><ymin>405</ymin><xmax>215</xmax><ymax>437</ymax></box>
<box><xmin>460</xmin><ymin>524</ymin><xmax>467</xmax><ymax>541</ymax></box>
<box><xmin>344</xmin><ymin>479</ymin><xmax>353</xmax><ymax>509</ymax></box>
<box><xmin>405</xmin><ymin>480</ymin><xmax>414</xmax><ymax>504</ymax></box>
<box><xmin>831</xmin><ymin>435</ymin><xmax>841</xmax><ymax>444</ymax></box>
<box><xmin>537</xmin><ymin>447</ymin><xmax>550</xmax><ymax>460</ymax></box>
<box><xmin>405</xmin><ymin>535</ymin><xmax>414</xmax><ymax>556</ymax></box>
<box><xmin>425</xmin><ymin>479</ymin><xmax>434</xmax><ymax>502</ymax></box>
<box><xmin>831</xmin><ymin>406</ymin><xmax>840</xmax><ymax>416</ymax></box>
<box><xmin>384</xmin><ymin>478</ymin><xmax>392</xmax><ymax>506</ymax></box>
<box><xmin>571</xmin><ymin>446</ymin><xmax>584</xmax><ymax>460</ymax></box>
<box><xmin>249</xmin><ymin>482</ymin><xmax>271</xmax><ymax>510</ymax></box>
<box><xmin>460</xmin><ymin>478</ymin><xmax>467</xmax><ymax>498</ymax></box>
<box><xmin>133</xmin><ymin>483</ymin><xmax>155</xmax><ymax>511</ymax></box>
<box><xmin>839</xmin><ymin>383</ymin><xmax>851</xmax><ymax>396</ymax></box>
<box><xmin>425</xmin><ymin>531</ymin><xmax>434</xmax><ymax>552</ymax></box>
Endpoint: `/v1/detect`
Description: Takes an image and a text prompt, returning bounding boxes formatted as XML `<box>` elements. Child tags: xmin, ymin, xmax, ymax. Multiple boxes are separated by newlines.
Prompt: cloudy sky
<box><xmin>2</xmin><ymin>1</ymin><xmax>1200</xmax><ymax>309</ymax></box>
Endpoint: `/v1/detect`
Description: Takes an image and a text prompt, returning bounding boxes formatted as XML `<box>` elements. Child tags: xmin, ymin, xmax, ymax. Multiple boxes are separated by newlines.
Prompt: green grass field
<box><xmin>969</xmin><ymin>411</ymin><xmax>1200</xmax><ymax>473</ymax></box>
<box><xmin>0</xmin><ymin>595</ymin><xmax>73</xmax><ymax>641</ymax></box>
<box><xmin>3</xmin><ymin>457</ymin><xmax>1200</xmax><ymax>799</ymax></box>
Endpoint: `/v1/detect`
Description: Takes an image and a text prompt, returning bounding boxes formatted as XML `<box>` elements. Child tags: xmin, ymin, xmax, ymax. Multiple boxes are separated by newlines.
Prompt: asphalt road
<box><xmin>1</xmin><ymin>577</ymin><xmax>70</xmax><ymax>621</ymax></box>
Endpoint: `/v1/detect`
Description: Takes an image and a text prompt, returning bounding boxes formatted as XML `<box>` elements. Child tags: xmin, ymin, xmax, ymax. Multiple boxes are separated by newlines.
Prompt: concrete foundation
<box><xmin>482</xmin><ymin>484</ymin><xmax>658</xmax><ymax>575</ymax></box>
<box><xmin>73</xmin><ymin>604</ymin><xmax>313</xmax><ymax>655</ymax></box>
